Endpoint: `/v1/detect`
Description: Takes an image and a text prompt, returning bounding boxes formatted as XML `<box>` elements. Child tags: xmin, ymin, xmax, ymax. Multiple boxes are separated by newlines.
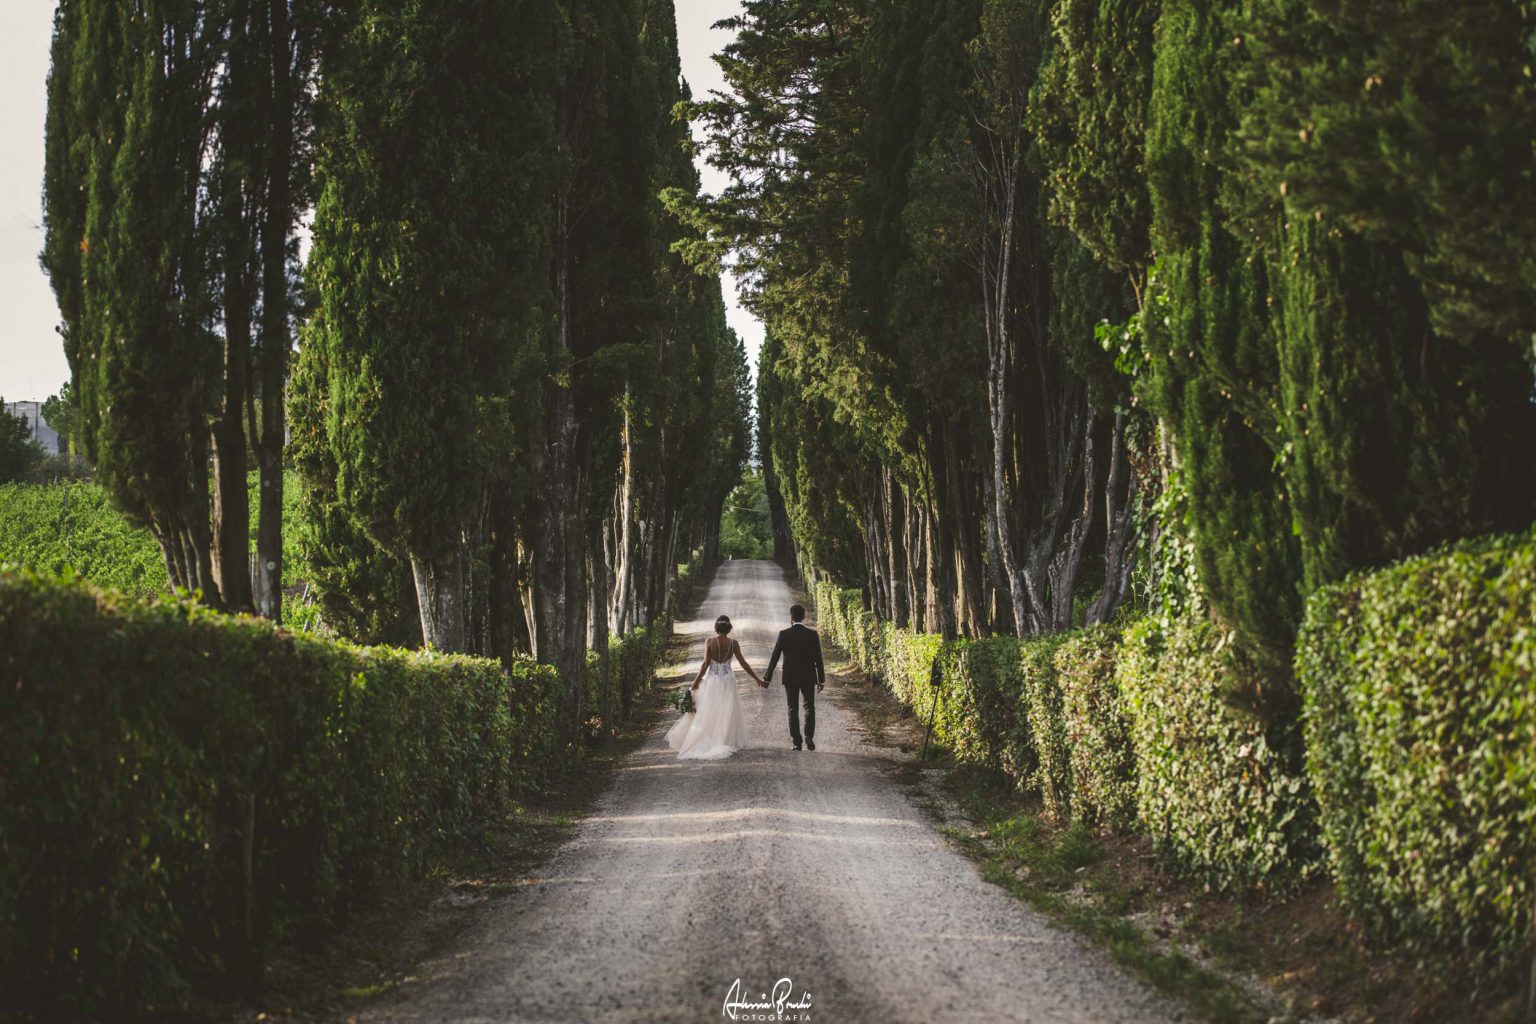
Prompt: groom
<box><xmin>764</xmin><ymin>603</ymin><xmax>825</xmax><ymax>751</ymax></box>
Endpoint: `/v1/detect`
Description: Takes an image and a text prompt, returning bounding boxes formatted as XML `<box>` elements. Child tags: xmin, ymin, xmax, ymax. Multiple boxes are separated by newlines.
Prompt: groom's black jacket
<box><xmin>766</xmin><ymin>622</ymin><xmax>825</xmax><ymax>689</ymax></box>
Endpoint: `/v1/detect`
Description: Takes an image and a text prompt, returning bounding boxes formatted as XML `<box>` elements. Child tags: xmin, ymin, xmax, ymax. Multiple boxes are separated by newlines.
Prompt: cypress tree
<box><xmin>1230</xmin><ymin>0</ymin><xmax>1536</xmax><ymax>590</ymax></box>
<box><xmin>300</xmin><ymin>0</ymin><xmax>557</xmax><ymax>652</ymax></box>
<box><xmin>1143</xmin><ymin>0</ymin><xmax>1303</xmax><ymax>670</ymax></box>
<box><xmin>1234</xmin><ymin>0</ymin><xmax>1536</xmax><ymax>363</ymax></box>
<box><xmin>44</xmin><ymin>0</ymin><xmax>317</xmax><ymax>614</ymax></box>
<box><xmin>1029</xmin><ymin>0</ymin><xmax>1161</xmax><ymax>284</ymax></box>
<box><xmin>44</xmin><ymin>0</ymin><xmax>226</xmax><ymax>599</ymax></box>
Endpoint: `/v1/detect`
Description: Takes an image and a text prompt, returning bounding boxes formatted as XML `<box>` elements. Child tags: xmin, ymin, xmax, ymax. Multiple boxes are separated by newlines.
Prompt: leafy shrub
<box><xmin>0</xmin><ymin>570</ymin><xmax>565</xmax><ymax>1021</ymax></box>
<box><xmin>812</xmin><ymin>580</ymin><xmax>967</xmax><ymax>749</ymax></box>
<box><xmin>587</xmin><ymin>618</ymin><xmax>673</xmax><ymax>739</ymax></box>
<box><xmin>1055</xmin><ymin>626</ymin><xmax>1136</xmax><ymax>828</ymax></box>
<box><xmin>1020</xmin><ymin>635</ymin><xmax>1072</xmax><ymax>818</ymax></box>
<box><xmin>1118</xmin><ymin>616</ymin><xmax>1316</xmax><ymax>889</ymax></box>
<box><xmin>954</xmin><ymin>636</ymin><xmax>1032</xmax><ymax>782</ymax></box>
<box><xmin>1298</xmin><ymin>530</ymin><xmax>1536</xmax><ymax>977</ymax></box>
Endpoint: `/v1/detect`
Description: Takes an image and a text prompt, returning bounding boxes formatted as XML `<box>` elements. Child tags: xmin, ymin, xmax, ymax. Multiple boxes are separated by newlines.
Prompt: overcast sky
<box><xmin>0</xmin><ymin>1</ymin><xmax>761</xmax><ymax>402</ymax></box>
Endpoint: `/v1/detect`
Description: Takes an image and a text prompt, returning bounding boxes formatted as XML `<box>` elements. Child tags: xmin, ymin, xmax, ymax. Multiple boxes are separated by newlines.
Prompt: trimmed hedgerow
<box><xmin>585</xmin><ymin>618</ymin><xmax>673</xmax><ymax>739</ymax></box>
<box><xmin>0</xmin><ymin>570</ymin><xmax>565</xmax><ymax>1021</ymax></box>
<box><xmin>811</xmin><ymin>580</ymin><xmax>967</xmax><ymax>750</ymax></box>
<box><xmin>954</xmin><ymin>636</ymin><xmax>1033</xmax><ymax>783</ymax></box>
<box><xmin>1298</xmin><ymin>530</ymin><xmax>1536</xmax><ymax>977</ymax></box>
<box><xmin>1018</xmin><ymin>635</ymin><xmax>1072</xmax><ymax>817</ymax></box>
<box><xmin>1056</xmin><ymin>626</ymin><xmax>1136</xmax><ymax>829</ymax></box>
<box><xmin>1118</xmin><ymin>616</ymin><xmax>1315</xmax><ymax>889</ymax></box>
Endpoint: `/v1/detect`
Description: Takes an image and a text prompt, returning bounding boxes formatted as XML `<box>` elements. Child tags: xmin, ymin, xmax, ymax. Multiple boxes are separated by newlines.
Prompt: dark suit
<box><xmin>765</xmin><ymin>622</ymin><xmax>825</xmax><ymax>745</ymax></box>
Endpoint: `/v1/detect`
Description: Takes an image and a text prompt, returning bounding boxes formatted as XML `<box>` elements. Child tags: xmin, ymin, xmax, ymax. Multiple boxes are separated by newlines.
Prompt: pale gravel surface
<box><xmin>349</xmin><ymin>560</ymin><xmax>1190</xmax><ymax>1024</ymax></box>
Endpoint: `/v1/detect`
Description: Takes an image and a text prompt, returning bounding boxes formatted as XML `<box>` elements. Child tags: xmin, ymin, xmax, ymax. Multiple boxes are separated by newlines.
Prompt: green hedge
<box><xmin>1118</xmin><ymin>617</ymin><xmax>1316</xmax><ymax>889</ymax></box>
<box><xmin>1056</xmin><ymin>627</ymin><xmax>1136</xmax><ymax>829</ymax></box>
<box><xmin>813</xmin><ymin>534</ymin><xmax>1535</xmax><ymax>973</ymax></box>
<box><xmin>0</xmin><ymin>571</ymin><xmax>565</xmax><ymax>1021</ymax></box>
<box><xmin>814</xmin><ymin>578</ymin><xmax>1315</xmax><ymax>888</ymax></box>
<box><xmin>584</xmin><ymin>617</ymin><xmax>673</xmax><ymax>740</ymax></box>
<box><xmin>1299</xmin><ymin>530</ymin><xmax>1536</xmax><ymax>975</ymax></box>
<box><xmin>955</xmin><ymin>636</ymin><xmax>1036</xmax><ymax>785</ymax></box>
<box><xmin>812</xmin><ymin>582</ymin><xmax>961</xmax><ymax>742</ymax></box>
<box><xmin>1020</xmin><ymin>636</ymin><xmax>1072</xmax><ymax>818</ymax></box>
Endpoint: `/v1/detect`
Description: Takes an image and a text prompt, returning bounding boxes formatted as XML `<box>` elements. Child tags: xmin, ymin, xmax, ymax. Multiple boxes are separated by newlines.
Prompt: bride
<box><xmin>666</xmin><ymin>615</ymin><xmax>766</xmax><ymax>759</ymax></box>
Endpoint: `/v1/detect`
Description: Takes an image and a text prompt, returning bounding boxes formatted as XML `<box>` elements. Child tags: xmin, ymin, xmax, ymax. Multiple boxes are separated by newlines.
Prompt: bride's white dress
<box><xmin>666</xmin><ymin>655</ymin><xmax>747</xmax><ymax>759</ymax></box>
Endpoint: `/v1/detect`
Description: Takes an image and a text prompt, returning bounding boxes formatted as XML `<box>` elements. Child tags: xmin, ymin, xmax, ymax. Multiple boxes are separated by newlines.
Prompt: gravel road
<box><xmin>350</xmin><ymin>560</ymin><xmax>1187</xmax><ymax>1024</ymax></box>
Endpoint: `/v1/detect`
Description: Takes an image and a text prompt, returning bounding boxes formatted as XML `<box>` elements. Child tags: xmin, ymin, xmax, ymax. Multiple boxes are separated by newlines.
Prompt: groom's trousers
<box><xmin>784</xmin><ymin>680</ymin><xmax>815</xmax><ymax>745</ymax></box>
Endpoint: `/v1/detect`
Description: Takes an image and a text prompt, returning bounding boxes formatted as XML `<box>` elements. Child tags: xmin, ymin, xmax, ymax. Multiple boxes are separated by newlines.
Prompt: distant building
<box><xmin>4</xmin><ymin>401</ymin><xmax>64</xmax><ymax>455</ymax></box>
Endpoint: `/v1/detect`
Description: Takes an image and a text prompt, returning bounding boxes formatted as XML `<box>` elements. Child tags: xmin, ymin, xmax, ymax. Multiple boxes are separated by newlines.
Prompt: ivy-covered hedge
<box><xmin>584</xmin><ymin>617</ymin><xmax>673</xmax><ymax>739</ymax></box>
<box><xmin>1056</xmin><ymin>627</ymin><xmax>1136</xmax><ymax>829</ymax></box>
<box><xmin>1018</xmin><ymin>635</ymin><xmax>1071</xmax><ymax>817</ymax></box>
<box><xmin>810</xmin><ymin>531</ymin><xmax>1535</xmax><ymax>973</ymax></box>
<box><xmin>1298</xmin><ymin>530</ymin><xmax>1536</xmax><ymax>974</ymax></box>
<box><xmin>814</xmin><ymin>577</ymin><xmax>1315</xmax><ymax>889</ymax></box>
<box><xmin>1118</xmin><ymin>617</ymin><xmax>1315</xmax><ymax>888</ymax></box>
<box><xmin>0</xmin><ymin>571</ymin><xmax>565</xmax><ymax>1021</ymax></box>
<box><xmin>955</xmin><ymin>636</ymin><xmax>1036</xmax><ymax>785</ymax></box>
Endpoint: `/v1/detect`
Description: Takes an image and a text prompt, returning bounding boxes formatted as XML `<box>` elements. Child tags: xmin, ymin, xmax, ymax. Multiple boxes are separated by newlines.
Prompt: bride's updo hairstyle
<box><xmin>714</xmin><ymin>615</ymin><xmax>733</xmax><ymax>635</ymax></box>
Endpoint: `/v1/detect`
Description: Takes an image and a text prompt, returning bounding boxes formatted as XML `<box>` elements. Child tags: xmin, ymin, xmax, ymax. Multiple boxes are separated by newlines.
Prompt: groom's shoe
<box><xmin>792</xmin><ymin>742</ymin><xmax>802</xmax><ymax>751</ymax></box>
<box><xmin>806</xmin><ymin>738</ymin><xmax>816</xmax><ymax>751</ymax></box>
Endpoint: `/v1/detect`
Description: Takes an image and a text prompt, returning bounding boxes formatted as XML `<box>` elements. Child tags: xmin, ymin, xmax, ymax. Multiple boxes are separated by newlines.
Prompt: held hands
<box><xmin>816</xmin><ymin>683</ymin><xmax>825</xmax><ymax>692</ymax></box>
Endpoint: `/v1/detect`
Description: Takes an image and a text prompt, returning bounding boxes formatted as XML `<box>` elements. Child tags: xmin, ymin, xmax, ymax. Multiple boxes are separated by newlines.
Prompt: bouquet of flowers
<box><xmin>671</xmin><ymin>687</ymin><xmax>696</xmax><ymax>715</ymax></box>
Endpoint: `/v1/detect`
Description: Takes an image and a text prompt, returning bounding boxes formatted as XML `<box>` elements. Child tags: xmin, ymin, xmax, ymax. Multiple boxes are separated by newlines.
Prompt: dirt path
<box><xmin>348</xmin><ymin>560</ymin><xmax>1189</xmax><ymax>1023</ymax></box>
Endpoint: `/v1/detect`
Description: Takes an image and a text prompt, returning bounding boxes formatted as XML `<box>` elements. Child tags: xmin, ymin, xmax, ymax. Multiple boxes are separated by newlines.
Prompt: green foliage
<box><xmin>1262</xmin><ymin>220</ymin><xmax>1536</xmax><ymax>595</ymax></box>
<box><xmin>1298</xmin><ymin>530</ymin><xmax>1536</xmax><ymax>978</ymax></box>
<box><xmin>1029</xmin><ymin>0</ymin><xmax>1160</xmax><ymax>276</ymax></box>
<box><xmin>0</xmin><ymin>405</ymin><xmax>46</xmax><ymax>485</ymax></box>
<box><xmin>1117</xmin><ymin>616</ymin><xmax>1315</xmax><ymax>889</ymax></box>
<box><xmin>45</xmin><ymin>0</ymin><xmax>224</xmax><ymax>588</ymax></box>
<box><xmin>1233</xmin><ymin>0</ymin><xmax>1536</xmax><ymax>361</ymax></box>
<box><xmin>0</xmin><ymin>483</ymin><xmax>165</xmax><ymax>596</ymax></box>
<box><xmin>584</xmin><ymin>617</ymin><xmax>673</xmax><ymax>740</ymax></box>
<box><xmin>1055</xmin><ymin>626</ymin><xmax>1135</xmax><ymax>828</ymax></box>
<box><xmin>718</xmin><ymin>468</ymin><xmax>773</xmax><ymax>560</ymax></box>
<box><xmin>1142</xmin><ymin>0</ymin><xmax>1304</xmax><ymax>667</ymax></box>
<box><xmin>302</xmin><ymin>0</ymin><xmax>554</xmax><ymax>567</ymax></box>
<box><xmin>0</xmin><ymin>474</ymin><xmax>313</xmax><ymax>614</ymax></box>
<box><xmin>40</xmin><ymin>383</ymin><xmax>80</xmax><ymax>457</ymax></box>
<box><xmin>1019</xmin><ymin>635</ymin><xmax>1072</xmax><ymax>818</ymax></box>
<box><xmin>0</xmin><ymin>570</ymin><xmax>567</xmax><ymax>1020</ymax></box>
<box><xmin>956</xmin><ymin>636</ymin><xmax>1040</xmax><ymax>788</ymax></box>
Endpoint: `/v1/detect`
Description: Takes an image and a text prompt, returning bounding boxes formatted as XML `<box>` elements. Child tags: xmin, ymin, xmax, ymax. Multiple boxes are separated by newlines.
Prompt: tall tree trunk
<box><xmin>211</xmin><ymin>303</ymin><xmax>253</xmax><ymax>614</ymax></box>
<box><xmin>210</xmin><ymin>0</ymin><xmax>255</xmax><ymax>616</ymax></box>
<box><xmin>412</xmin><ymin>540</ymin><xmax>469</xmax><ymax>653</ymax></box>
<box><xmin>254</xmin><ymin>0</ymin><xmax>295</xmax><ymax>622</ymax></box>
<box><xmin>978</xmin><ymin>114</ymin><xmax>1030</xmax><ymax>637</ymax></box>
<box><xmin>489</xmin><ymin>485</ymin><xmax>526</xmax><ymax>664</ymax></box>
<box><xmin>1088</xmin><ymin>412</ymin><xmax>1139</xmax><ymax>625</ymax></box>
<box><xmin>883</xmin><ymin>466</ymin><xmax>907</xmax><ymax>628</ymax></box>
<box><xmin>609</xmin><ymin>403</ymin><xmax>635</xmax><ymax>634</ymax></box>
<box><xmin>1048</xmin><ymin>409</ymin><xmax>1097</xmax><ymax>630</ymax></box>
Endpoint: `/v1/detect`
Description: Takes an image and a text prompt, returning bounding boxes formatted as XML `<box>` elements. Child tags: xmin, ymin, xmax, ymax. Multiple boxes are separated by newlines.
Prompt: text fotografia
<box><xmin>722</xmin><ymin>977</ymin><xmax>813</xmax><ymax>1022</ymax></box>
